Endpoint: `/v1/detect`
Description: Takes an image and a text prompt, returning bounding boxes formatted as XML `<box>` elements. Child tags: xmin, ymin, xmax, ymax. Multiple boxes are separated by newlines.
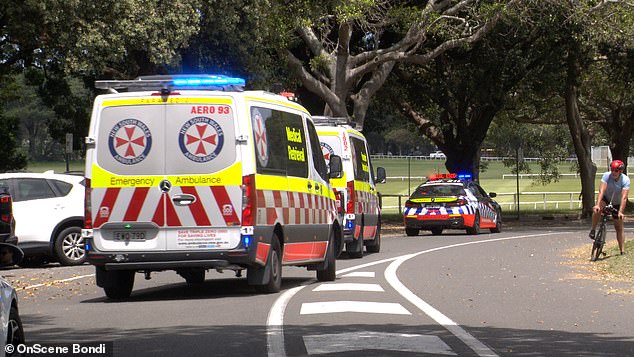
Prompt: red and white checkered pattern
<box><xmin>256</xmin><ymin>189</ymin><xmax>336</xmax><ymax>226</ymax></box>
<box><xmin>354</xmin><ymin>189</ymin><xmax>380</xmax><ymax>216</ymax></box>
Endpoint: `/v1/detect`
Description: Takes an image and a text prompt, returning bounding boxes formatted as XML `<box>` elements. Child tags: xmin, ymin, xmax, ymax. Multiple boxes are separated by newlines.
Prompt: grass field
<box><xmin>373</xmin><ymin>158</ymin><xmax>589</xmax><ymax>214</ymax></box>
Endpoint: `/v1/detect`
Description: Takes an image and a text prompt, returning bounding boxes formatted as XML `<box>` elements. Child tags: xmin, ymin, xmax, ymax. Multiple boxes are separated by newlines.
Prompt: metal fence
<box><xmin>380</xmin><ymin>191</ymin><xmax>594</xmax><ymax>214</ymax></box>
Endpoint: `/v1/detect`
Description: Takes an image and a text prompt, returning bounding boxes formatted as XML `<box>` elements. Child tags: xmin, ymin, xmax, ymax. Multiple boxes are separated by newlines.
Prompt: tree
<box><xmin>381</xmin><ymin>1</ymin><xmax>563</xmax><ymax>181</ymax></box>
<box><xmin>0</xmin><ymin>78</ymin><xmax>27</xmax><ymax>170</ymax></box>
<box><xmin>260</xmin><ymin>0</ymin><xmax>520</xmax><ymax>130</ymax></box>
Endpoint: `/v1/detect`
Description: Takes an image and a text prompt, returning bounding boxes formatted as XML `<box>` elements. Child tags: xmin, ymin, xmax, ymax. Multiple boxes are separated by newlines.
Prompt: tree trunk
<box><xmin>564</xmin><ymin>84</ymin><xmax>596</xmax><ymax>218</ymax></box>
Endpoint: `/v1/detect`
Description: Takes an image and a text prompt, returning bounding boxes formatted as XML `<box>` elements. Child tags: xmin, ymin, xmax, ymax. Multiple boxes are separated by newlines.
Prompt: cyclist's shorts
<box><xmin>601</xmin><ymin>197</ymin><xmax>620</xmax><ymax>219</ymax></box>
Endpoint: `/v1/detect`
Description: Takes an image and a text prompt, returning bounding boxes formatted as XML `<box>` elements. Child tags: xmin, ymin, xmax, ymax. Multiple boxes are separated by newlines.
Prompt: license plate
<box><xmin>114</xmin><ymin>231</ymin><xmax>146</xmax><ymax>241</ymax></box>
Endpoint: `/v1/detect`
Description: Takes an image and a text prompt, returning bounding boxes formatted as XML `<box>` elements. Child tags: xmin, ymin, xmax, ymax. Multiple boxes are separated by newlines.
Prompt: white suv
<box><xmin>0</xmin><ymin>172</ymin><xmax>85</xmax><ymax>266</ymax></box>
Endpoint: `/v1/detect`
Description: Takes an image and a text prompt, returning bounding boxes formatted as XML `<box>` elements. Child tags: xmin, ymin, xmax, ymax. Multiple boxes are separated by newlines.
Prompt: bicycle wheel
<box><xmin>591</xmin><ymin>225</ymin><xmax>606</xmax><ymax>261</ymax></box>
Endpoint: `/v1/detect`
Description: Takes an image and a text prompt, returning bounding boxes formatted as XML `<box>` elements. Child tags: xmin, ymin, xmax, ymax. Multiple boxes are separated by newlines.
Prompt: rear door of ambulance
<box><xmin>90</xmin><ymin>93</ymin><xmax>242</xmax><ymax>253</ymax></box>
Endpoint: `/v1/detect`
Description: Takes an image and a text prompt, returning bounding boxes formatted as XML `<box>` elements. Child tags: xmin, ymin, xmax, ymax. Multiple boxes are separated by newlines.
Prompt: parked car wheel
<box><xmin>6</xmin><ymin>306</ymin><xmax>24</xmax><ymax>353</ymax></box>
<box><xmin>54</xmin><ymin>226</ymin><xmax>85</xmax><ymax>266</ymax></box>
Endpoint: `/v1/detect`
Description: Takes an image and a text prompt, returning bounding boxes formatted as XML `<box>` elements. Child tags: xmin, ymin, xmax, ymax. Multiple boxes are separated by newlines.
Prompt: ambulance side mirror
<box><xmin>329</xmin><ymin>155</ymin><xmax>343</xmax><ymax>179</ymax></box>
<box><xmin>376</xmin><ymin>167</ymin><xmax>386</xmax><ymax>184</ymax></box>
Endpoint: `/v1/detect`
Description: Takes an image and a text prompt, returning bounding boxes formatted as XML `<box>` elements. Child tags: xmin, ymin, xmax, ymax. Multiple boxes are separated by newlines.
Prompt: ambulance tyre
<box><xmin>346</xmin><ymin>235</ymin><xmax>363</xmax><ymax>259</ymax></box>
<box><xmin>250</xmin><ymin>237</ymin><xmax>282</xmax><ymax>294</ymax></box>
<box><xmin>366</xmin><ymin>221</ymin><xmax>380</xmax><ymax>253</ymax></box>
<box><xmin>97</xmin><ymin>267</ymin><xmax>135</xmax><ymax>300</ymax></box>
<box><xmin>178</xmin><ymin>269</ymin><xmax>205</xmax><ymax>285</ymax></box>
<box><xmin>431</xmin><ymin>227</ymin><xmax>443</xmax><ymax>235</ymax></box>
<box><xmin>405</xmin><ymin>227</ymin><xmax>419</xmax><ymax>236</ymax></box>
<box><xmin>316</xmin><ymin>230</ymin><xmax>336</xmax><ymax>282</ymax></box>
<box><xmin>466</xmin><ymin>212</ymin><xmax>481</xmax><ymax>235</ymax></box>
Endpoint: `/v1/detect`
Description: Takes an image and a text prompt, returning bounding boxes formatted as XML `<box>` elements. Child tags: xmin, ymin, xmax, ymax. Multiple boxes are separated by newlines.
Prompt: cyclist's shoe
<box><xmin>621</xmin><ymin>251</ymin><xmax>625</xmax><ymax>255</ymax></box>
<box><xmin>588</xmin><ymin>230</ymin><xmax>595</xmax><ymax>240</ymax></box>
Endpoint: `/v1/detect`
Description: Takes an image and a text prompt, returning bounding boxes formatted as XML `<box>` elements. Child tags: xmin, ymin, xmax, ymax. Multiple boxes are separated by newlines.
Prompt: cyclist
<box><xmin>589</xmin><ymin>159</ymin><xmax>630</xmax><ymax>255</ymax></box>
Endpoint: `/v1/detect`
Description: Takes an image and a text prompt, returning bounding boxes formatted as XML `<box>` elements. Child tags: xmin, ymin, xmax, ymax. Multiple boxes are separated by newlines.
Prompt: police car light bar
<box><xmin>312</xmin><ymin>116</ymin><xmax>357</xmax><ymax>128</ymax></box>
<box><xmin>428</xmin><ymin>173</ymin><xmax>472</xmax><ymax>180</ymax></box>
<box><xmin>95</xmin><ymin>74</ymin><xmax>246</xmax><ymax>92</ymax></box>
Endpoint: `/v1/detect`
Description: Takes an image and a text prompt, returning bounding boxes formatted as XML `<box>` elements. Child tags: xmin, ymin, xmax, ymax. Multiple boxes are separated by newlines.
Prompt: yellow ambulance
<box><xmin>83</xmin><ymin>75</ymin><xmax>343</xmax><ymax>299</ymax></box>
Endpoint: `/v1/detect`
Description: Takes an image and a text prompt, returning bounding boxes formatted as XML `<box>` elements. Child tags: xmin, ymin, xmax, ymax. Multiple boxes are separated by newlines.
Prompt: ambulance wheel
<box><xmin>366</xmin><ymin>222</ymin><xmax>380</xmax><ymax>253</ymax></box>
<box><xmin>54</xmin><ymin>226</ymin><xmax>86</xmax><ymax>266</ymax></box>
<box><xmin>99</xmin><ymin>269</ymin><xmax>135</xmax><ymax>300</ymax></box>
<box><xmin>252</xmin><ymin>237</ymin><xmax>282</xmax><ymax>294</ymax></box>
<box><xmin>178</xmin><ymin>269</ymin><xmax>205</xmax><ymax>285</ymax></box>
<box><xmin>431</xmin><ymin>227</ymin><xmax>443</xmax><ymax>235</ymax></box>
<box><xmin>317</xmin><ymin>230</ymin><xmax>336</xmax><ymax>281</ymax></box>
<box><xmin>466</xmin><ymin>212</ymin><xmax>481</xmax><ymax>235</ymax></box>
<box><xmin>405</xmin><ymin>227</ymin><xmax>419</xmax><ymax>236</ymax></box>
<box><xmin>346</xmin><ymin>235</ymin><xmax>363</xmax><ymax>259</ymax></box>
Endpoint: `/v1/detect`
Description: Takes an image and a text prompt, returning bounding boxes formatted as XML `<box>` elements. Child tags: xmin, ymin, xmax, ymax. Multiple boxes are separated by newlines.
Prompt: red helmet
<box><xmin>610</xmin><ymin>159</ymin><xmax>625</xmax><ymax>171</ymax></box>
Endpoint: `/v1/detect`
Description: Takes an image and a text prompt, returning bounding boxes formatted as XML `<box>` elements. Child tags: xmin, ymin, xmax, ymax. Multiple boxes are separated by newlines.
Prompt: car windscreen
<box><xmin>411</xmin><ymin>184</ymin><xmax>466</xmax><ymax>198</ymax></box>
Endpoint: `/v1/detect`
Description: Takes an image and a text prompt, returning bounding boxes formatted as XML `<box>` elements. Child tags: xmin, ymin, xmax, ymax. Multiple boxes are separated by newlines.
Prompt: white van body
<box><xmin>314</xmin><ymin>118</ymin><xmax>385</xmax><ymax>258</ymax></box>
<box><xmin>83</xmin><ymin>75</ymin><xmax>342</xmax><ymax>299</ymax></box>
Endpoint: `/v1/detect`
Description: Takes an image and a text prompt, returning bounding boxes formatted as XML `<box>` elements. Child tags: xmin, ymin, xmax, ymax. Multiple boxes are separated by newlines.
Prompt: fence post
<box><xmin>398</xmin><ymin>195</ymin><xmax>402</xmax><ymax>215</ymax></box>
<box><xmin>543</xmin><ymin>193</ymin><xmax>547</xmax><ymax>210</ymax></box>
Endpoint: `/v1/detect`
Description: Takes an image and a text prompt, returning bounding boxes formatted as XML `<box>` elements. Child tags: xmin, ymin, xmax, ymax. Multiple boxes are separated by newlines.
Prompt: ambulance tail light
<box><xmin>84</xmin><ymin>178</ymin><xmax>93</xmax><ymax>229</ymax></box>
<box><xmin>242</xmin><ymin>174</ymin><xmax>257</xmax><ymax>226</ymax></box>
<box><xmin>346</xmin><ymin>181</ymin><xmax>355</xmax><ymax>214</ymax></box>
<box><xmin>333</xmin><ymin>189</ymin><xmax>343</xmax><ymax>215</ymax></box>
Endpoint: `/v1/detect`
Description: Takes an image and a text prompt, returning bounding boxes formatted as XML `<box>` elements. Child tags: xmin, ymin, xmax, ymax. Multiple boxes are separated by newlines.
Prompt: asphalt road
<box><xmin>4</xmin><ymin>223</ymin><xmax>633</xmax><ymax>356</ymax></box>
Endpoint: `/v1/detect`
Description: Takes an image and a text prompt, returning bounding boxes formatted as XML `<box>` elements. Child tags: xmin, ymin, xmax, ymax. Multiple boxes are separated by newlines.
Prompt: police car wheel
<box><xmin>466</xmin><ymin>212</ymin><xmax>481</xmax><ymax>235</ymax></box>
<box><xmin>490</xmin><ymin>214</ymin><xmax>502</xmax><ymax>233</ymax></box>
<box><xmin>405</xmin><ymin>227</ymin><xmax>419</xmax><ymax>237</ymax></box>
<box><xmin>54</xmin><ymin>226</ymin><xmax>86</xmax><ymax>266</ymax></box>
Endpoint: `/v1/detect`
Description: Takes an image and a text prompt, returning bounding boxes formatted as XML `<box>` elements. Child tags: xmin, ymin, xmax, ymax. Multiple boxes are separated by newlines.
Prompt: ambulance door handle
<box><xmin>172</xmin><ymin>194</ymin><xmax>196</xmax><ymax>206</ymax></box>
<box><xmin>307</xmin><ymin>182</ymin><xmax>313</xmax><ymax>190</ymax></box>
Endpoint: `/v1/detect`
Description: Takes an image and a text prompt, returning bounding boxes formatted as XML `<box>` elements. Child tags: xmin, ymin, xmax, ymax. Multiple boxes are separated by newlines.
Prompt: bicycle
<box><xmin>591</xmin><ymin>203</ymin><xmax>618</xmax><ymax>261</ymax></box>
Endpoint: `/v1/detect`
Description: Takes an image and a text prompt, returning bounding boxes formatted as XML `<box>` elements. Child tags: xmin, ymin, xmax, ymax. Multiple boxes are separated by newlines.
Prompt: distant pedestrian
<box><xmin>588</xmin><ymin>160</ymin><xmax>630</xmax><ymax>255</ymax></box>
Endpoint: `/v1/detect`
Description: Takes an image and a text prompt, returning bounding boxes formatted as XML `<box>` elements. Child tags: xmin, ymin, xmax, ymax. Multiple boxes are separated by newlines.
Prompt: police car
<box><xmin>403</xmin><ymin>173</ymin><xmax>502</xmax><ymax>236</ymax></box>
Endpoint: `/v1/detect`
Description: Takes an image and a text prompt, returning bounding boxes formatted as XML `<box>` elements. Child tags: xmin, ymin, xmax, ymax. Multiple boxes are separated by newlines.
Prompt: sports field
<box><xmin>373</xmin><ymin>157</ymin><xmax>590</xmax><ymax>214</ymax></box>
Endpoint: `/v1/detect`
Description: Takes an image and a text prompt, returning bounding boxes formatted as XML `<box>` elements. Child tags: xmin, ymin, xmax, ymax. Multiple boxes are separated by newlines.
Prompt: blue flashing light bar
<box><xmin>172</xmin><ymin>76</ymin><xmax>245</xmax><ymax>87</ymax></box>
<box><xmin>458</xmin><ymin>174</ymin><xmax>472</xmax><ymax>179</ymax></box>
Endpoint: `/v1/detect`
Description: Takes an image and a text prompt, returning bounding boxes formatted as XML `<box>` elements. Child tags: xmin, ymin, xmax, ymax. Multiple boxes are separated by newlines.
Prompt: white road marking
<box><xmin>266</xmin><ymin>231</ymin><xmax>570</xmax><ymax>357</ymax></box>
<box><xmin>303</xmin><ymin>331</ymin><xmax>456</xmax><ymax>355</ymax></box>
<box><xmin>341</xmin><ymin>271</ymin><xmax>375</xmax><ymax>278</ymax></box>
<box><xmin>384</xmin><ymin>232</ymin><xmax>570</xmax><ymax>357</ymax></box>
<box><xmin>20</xmin><ymin>274</ymin><xmax>95</xmax><ymax>290</ymax></box>
<box><xmin>300</xmin><ymin>301</ymin><xmax>410</xmax><ymax>315</ymax></box>
<box><xmin>267</xmin><ymin>285</ymin><xmax>307</xmax><ymax>357</ymax></box>
<box><xmin>313</xmin><ymin>283</ymin><xmax>384</xmax><ymax>292</ymax></box>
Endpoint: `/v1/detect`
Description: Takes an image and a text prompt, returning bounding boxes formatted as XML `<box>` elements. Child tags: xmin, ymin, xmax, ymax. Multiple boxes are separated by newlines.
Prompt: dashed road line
<box><xmin>303</xmin><ymin>331</ymin><xmax>456</xmax><ymax>355</ymax></box>
<box><xmin>312</xmin><ymin>283</ymin><xmax>384</xmax><ymax>292</ymax></box>
<box><xmin>300</xmin><ymin>301</ymin><xmax>411</xmax><ymax>315</ymax></box>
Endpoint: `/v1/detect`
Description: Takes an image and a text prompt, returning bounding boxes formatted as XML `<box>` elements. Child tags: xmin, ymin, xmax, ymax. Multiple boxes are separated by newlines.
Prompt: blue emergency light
<box><xmin>458</xmin><ymin>174</ymin><xmax>472</xmax><ymax>179</ymax></box>
<box><xmin>243</xmin><ymin>235</ymin><xmax>251</xmax><ymax>248</ymax></box>
<box><xmin>172</xmin><ymin>76</ymin><xmax>246</xmax><ymax>87</ymax></box>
